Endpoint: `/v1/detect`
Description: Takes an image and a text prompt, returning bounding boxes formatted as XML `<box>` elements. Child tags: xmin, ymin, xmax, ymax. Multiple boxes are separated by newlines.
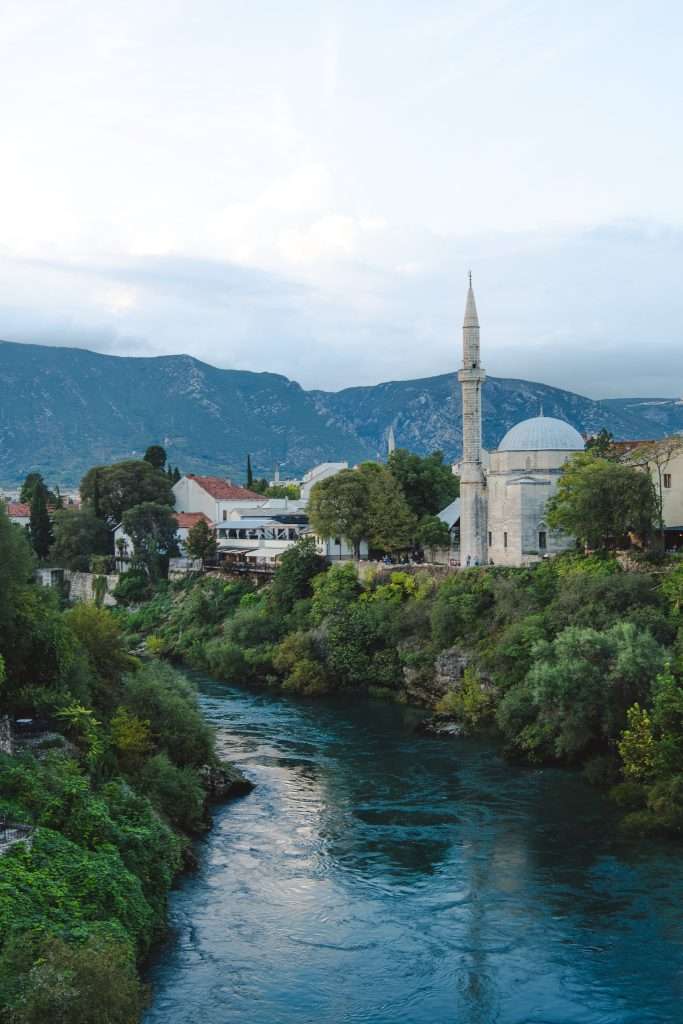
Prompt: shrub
<box><xmin>2</xmin><ymin>929</ymin><xmax>145</xmax><ymax>1024</ymax></box>
<box><xmin>435</xmin><ymin>668</ymin><xmax>493</xmax><ymax>729</ymax></box>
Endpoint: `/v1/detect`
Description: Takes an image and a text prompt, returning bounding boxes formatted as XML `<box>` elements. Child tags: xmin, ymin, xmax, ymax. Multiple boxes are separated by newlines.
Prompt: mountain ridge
<box><xmin>0</xmin><ymin>338</ymin><xmax>679</xmax><ymax>486</ymax></box>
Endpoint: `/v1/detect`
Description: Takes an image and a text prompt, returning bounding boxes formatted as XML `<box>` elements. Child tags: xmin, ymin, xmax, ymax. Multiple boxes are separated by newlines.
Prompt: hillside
<box><xmin>0</xmin><ymin>338</ymin><xmax>677</xmax><ymax>485</ymax></box>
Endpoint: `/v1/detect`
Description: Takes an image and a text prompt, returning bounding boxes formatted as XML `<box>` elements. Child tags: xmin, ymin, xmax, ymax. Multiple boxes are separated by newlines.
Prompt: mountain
<box><xmin>0</xmin><ymin>339</ymin><xmax>677</xmax><ymax>486</ymax></box>
<box><xmin>600</xmin><ymin>396</ymin><xmax>683</xmax><ymax>437</ymax></box>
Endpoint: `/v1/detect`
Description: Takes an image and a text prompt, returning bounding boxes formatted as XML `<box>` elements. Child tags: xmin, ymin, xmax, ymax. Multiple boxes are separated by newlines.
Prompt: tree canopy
<box><xmin>144</xmin><ymin>444</ymin><xmax>167</xmax><ymax>470</ymax></box>
<box><xmin>308</xmin><ymin>468</ymin><xmax>370</xmax><ymax>558</ymax></box>
<box><xmin>122</xmin><ymin>502</ymin><xmax>179</xmax><ymax>579</ymax></box>
<box><xmin>28</xmin><ymin>481</ymin><xmax>53</xmax><ymax>560</ymax></box>
<box><xmin>51</xmin><ymin>509</ymin><xmax>111</xmax><ymax>571</ymax></box>
<box><xmin>184</xmin><ymin>518</ymin><xmax>217</xmax><ymax>563</ymax></box>
<box><xmin>387</xmin><ymin>449</ymin><xmax>459</xmax><ymax>519</ymax></box>
<box><xmin>547</xmin><ymin>453</ymin><xmax>657</xmax><ymax>550</ymax></box>
<box><xmin>80</xmin><ymin>460</ymin><xmax>174</xmax><ymax>524</ymax></box>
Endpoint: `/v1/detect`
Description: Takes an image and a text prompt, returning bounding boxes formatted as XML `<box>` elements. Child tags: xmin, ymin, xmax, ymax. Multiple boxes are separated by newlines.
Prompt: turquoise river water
<box><xmin>144</xmin><ymin>677</ymin><xmax>683</xmax><ymax>1024</ymax></box>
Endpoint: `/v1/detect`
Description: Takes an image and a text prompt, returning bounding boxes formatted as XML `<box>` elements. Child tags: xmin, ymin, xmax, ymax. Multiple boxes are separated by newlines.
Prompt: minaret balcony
<box><xmin>458</xmin><ymin>366</ymin><xmax>486</xmax><ymax>383</ymax></box>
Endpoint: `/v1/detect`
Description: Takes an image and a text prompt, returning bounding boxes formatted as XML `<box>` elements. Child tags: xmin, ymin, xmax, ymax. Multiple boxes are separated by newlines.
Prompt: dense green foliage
<box><xmin>185</xmin><ymin>519</ymin><xmax>218</xmax><ymax>563</ymax></box>
<box><xmin>0</xmin><ymin>502</ymin><xmax>223</xmax><ymax>1021</ymax></box>
<box><xmin>80</xmin><ymin>461</ymin><xmax>174</xmax><ymax>525</ymax></box>
<box><xmin>307</xmin><ymin>454</ymin><xmax>453</xmax><ymax>556</ymax></box>
<box><xmin>51</xmin><ymin>509</ymin><xmax>111</xmax><ymax>571</ymax></box>
<box><xmin>547</xmin><ymin>452</ymin><xmax>657</xmax><ymax>549</ymax></box>
<box><xmin>121</xmin><ymin>503</ymin><xmax>179</xmax><ymax>580</ymax></box>
<box><xmin>122</xmin><ymin>540</ymin><xmax>683</xmax><ymax>838</ymax></box>
<box><xmin>387</xmin><ymin>449</ymin><xmax>459</xmax><ymax>520</ymax></box>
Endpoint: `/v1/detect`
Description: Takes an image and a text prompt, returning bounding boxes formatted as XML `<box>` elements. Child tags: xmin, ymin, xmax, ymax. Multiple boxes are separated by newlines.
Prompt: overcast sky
<box><xmin>1</xmin><ymin>1</ymin><xmax>682</xmax><ymax>398</ymax></box>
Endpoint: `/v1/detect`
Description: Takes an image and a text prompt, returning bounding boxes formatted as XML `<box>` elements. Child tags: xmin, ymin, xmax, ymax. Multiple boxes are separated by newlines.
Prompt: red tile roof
<box><xmin>186</xmin><ymin>475</ymin><xmax>263</xmax><ymax>501</ymax></box>
<box><xmin>6</xmin><ymin>502</ymin><xmax>31</xmax><ymax>518</ymax></box>
<box><xmin>175</xmin><ymin>512</ymin><xmax>211</xmax><ymax>529</ymax></box>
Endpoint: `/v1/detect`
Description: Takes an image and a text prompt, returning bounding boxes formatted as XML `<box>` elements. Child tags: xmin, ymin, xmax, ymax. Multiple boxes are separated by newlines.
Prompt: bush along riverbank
<box><xmin>117</xmin><ymin>538</ymin><xmax>683</xmax><ymax>838</ymax></box>
<box><xmin>0</xmin><ymin>503</ymin><xmax>251</xmax><ymax>1023</ymax></box>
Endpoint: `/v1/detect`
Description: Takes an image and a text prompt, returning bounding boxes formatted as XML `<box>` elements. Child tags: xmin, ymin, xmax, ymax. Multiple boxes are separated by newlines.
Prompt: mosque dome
<box><xmin>497</xmin><ymin>415</ymin><xmax>584</xmax><ymax>452</ymax></box>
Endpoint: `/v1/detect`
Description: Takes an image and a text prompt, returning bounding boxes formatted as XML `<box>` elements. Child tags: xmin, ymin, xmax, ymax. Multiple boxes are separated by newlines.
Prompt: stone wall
<box><xmin>64</xmin><ymin>571</ymin><xmax>120</xmax><ymax>607</ymax></box>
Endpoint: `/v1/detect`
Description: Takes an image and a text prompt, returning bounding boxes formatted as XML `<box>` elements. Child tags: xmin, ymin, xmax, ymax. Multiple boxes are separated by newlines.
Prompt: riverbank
<box><xmin>117</xmin><ymin>541</ymin><xmax>683</xmax><ymax>837</ymax></box>
<box><xmin>0</xmin><ymin>510</ymin><xmax>255</xmax><ymax>1023</ymax></box>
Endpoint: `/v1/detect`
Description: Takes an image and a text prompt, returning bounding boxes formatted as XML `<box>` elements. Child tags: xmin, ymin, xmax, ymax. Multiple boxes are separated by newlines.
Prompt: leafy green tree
<box><xmin>121</xmin><ymin>661</ymin><xmax>213</xmax><ymax>767</ymax></box>
<box><xmin>0</xmin><ymin>501</ymin><xmax>34</xmax><ymax>635</ymax></box>
<box><xmin>547</xmin><ymin>453</ymin><xmax>657</xmax><ymax>550</ymax></box>
<box><xmin>80</xmin><ymin>460</ymin><xmax>174</xmax><ymax>524</ymax></box>
<box><xmin>269</xmin><ymin>536</ymin><xmax>327</xmax><ymax>613</ymax></box>
<box><xmin>359</xmin><ymin>462</ymin><xmax>417</xmax><ymax>553</ymax></box>
<box><xmin>388</xmin><ymin>449</ymin><xmax>459</xmax><ymax>519</ymax></box>
<box><xmin>311</xmin><ymin>563</ymin><xmax>362</xmax><ymax>624</ymax></box>
<box><xmin>264</xmin><ymin>483</ymin><xmax>300</xmax><ymax>499</ymax></box>
<box><xmin>144</xmin><ymin>444</ymin><xmax>167</xmax><ymax>470</ymax></box>
<box><xmin>28</xmin><ymin>482</ymin><xmax>53</xmax><ymax>560</ymax></box>
<box><xmin>308</xmin><ymin>468</ymin><xmax>370</xmax><ymax>558</ymax></box>
<box><xmin>122</xmin><ymin>502</ymin><xmax>179</xmax><ymax>579</ymax></box>
<box><xmin>64</xmin><ymin>603</ymin><xmax>137</xmax><ymax>712</ymax></box>
<box><xmin>184</xmin><ymin>518</ymin><xmax>217</xmax><ymax>562</ymax></box>
<box><xmin>618</xmin><ymin>704</ymin><xmax>655</xmax><ymax>782</ymax></box>
<box><xmin>173</xmin><ymin>466</ymin><xmax>181</xmax><ymax>484</ymax></box>
<box><xmin>498</xmin><ymin>622</ymin><xmax>664</xmax><ymax>761</ymax></box>
<box><xmin>50</xmin><ymin>509</ymin><xmax>110</xmax><ymax>571</ymax></box>
<box><xmin>19</xmin><ymin>472</ymin><xmax>57</xmax><ymax>506</ymax></box>
<box><xmin>416</xmin><ymin>514</ymin><xmax>451</xmax><ymax>550</ymax></box>
<box><xmin>585</xmin><ymin>428</ymin><xmax>617</xmax><ymax>459</ymax></box>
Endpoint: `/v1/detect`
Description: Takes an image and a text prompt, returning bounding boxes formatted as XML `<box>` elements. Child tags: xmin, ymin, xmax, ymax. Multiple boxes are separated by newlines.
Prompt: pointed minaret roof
<box><xmin>387</xmin><ymin>425</ymin><xmax>396</xmax><ymax>456</ymax></box>
<box><xmin>463</xmin><ymin>271</ymin><xmax>479</xmax><ymax>328</ymax></box>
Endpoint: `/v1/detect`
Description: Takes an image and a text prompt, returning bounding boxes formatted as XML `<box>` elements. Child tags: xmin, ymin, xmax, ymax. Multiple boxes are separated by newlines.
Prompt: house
<box><xmin>299</xmin><ymin>463</ymin><xmax>348</xmax><ymax>502</ymax></box>
<box><xmin>309</xmin><ymin>532</ymin><xmax>369</xmax><ymax>561</ymax></box>
<box><xmin>173</xmin><ymin>474</ymin><xmax>266</xmax><ymax>523</ymax></box>
<box><xmin>5</xmin><ymin>503</ymin><xmax>31</xmax><ymax>527</ymax></box>
<box><xmin>619</xmin><ymin>438</ymin><xmax>683</xmax><ymax>550</ymax></box>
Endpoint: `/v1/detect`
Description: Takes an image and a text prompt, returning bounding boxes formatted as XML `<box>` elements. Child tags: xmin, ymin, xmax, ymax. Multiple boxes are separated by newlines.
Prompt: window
<box><xmin>222</xmin><ymin>510</ymin><xmax>227</xmax><ymax>521</ymax></box>
<box><xmin>488</xmin><ymin>531</ymin><xmax>492</xmax><ymax>547</ymax></box>
<box><xmin>664</xmin><ymin>473</ymin><xmax>672</xmax><ymax>489</ymax></box>
<box><xmin>503</xmin><ymin>532</ymin><xmax>508</xmax><ymax>549</ymax></box>
<box><xmin>539</xmin><ymin>531</ymin><xmax>547</xmax><ymax>550</ymax></box>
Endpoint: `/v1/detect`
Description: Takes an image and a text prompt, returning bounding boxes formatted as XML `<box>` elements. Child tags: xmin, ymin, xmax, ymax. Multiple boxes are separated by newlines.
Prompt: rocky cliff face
<box><xmin>0</xmin><ymin>338</ymin><xmax>675</xmax><ymax>485</ymax></box>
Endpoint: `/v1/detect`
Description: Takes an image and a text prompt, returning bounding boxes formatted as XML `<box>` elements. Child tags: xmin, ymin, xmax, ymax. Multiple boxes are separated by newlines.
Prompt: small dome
<box><xmin>498</xmin><ymin>415</ymin><xmax>584</xmax><ymax>452</ymax></box>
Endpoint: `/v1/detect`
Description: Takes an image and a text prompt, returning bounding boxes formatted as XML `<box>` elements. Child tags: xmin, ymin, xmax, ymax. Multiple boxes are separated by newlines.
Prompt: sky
<box><xmin>1</xmin><ymin>0</ymin><xmax>682</xmax><ymax>398</ymax></box>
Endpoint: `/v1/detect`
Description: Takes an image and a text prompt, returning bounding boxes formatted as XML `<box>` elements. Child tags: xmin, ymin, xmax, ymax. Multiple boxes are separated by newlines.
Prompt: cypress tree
<box><xmin>247</xmin><ymin>454</ymin><xmax>253</xmax><ymax>488</ymax></box>
<box><xmin>29</xmin><ymin>484</ymin><xmax>54</xmax><ymax>560</ymax></box>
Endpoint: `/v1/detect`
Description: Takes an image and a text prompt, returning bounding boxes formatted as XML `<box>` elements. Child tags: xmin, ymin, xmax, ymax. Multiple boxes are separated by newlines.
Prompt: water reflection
<box><xmin>145</xmin><ymin>679</ymin><xmax>683</xmax><ymax>1024</ymax></box>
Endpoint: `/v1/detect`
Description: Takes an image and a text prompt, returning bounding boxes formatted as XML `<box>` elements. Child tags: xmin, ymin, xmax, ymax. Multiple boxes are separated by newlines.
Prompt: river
<box><xmin>145</xmin><ymin>677</ymin><xmax>683</xmax><ymax>1024</ymax></box>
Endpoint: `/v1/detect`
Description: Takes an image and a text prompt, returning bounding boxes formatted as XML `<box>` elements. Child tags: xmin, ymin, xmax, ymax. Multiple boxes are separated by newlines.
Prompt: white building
<box><xmin>173</xmin><ymin>474</ymin><xmax>266</xmax><ymax>522</ymax></box>
<box><xmin>455</xmin><ymin>279</ymin><xmax>584</xmax><ymax>567</ymax></box>
<box><xmin>299</xmin><ymin>462</ymin><xmax>348</xmax><ymax>502</ymax></box>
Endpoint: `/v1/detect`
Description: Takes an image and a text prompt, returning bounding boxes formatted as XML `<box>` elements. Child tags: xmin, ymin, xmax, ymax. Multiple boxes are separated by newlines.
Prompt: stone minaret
<box><xmin>457</xmin><ymin>274</ymin><xmax>487</xmax><ymax>565</ymax></box>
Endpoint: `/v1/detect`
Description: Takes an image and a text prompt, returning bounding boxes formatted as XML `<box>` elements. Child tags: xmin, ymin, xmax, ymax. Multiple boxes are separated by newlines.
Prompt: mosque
<box><xmin>454</xmin><ymin>277</ymin><xmax>585</xmax><ymax>567</ymax></box>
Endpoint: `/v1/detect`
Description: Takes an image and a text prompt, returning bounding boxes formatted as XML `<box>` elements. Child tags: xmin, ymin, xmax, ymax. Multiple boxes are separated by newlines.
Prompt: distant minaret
<box><xmin>387</xmin><ymin>425</ymin><xmax>396</xmax><ymax>457</ymax></box>
<box><xmin>457</xmin><ymin>273</ymin><xmax>487</xmax><ymax>565</ymax></box>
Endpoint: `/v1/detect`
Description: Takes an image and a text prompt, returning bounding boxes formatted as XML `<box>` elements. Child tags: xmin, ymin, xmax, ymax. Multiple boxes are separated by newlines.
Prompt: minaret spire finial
<box><xmin>468</xmin><ymin>269</ymin><xmax>472</xmax><ymax>287</ymax></box>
